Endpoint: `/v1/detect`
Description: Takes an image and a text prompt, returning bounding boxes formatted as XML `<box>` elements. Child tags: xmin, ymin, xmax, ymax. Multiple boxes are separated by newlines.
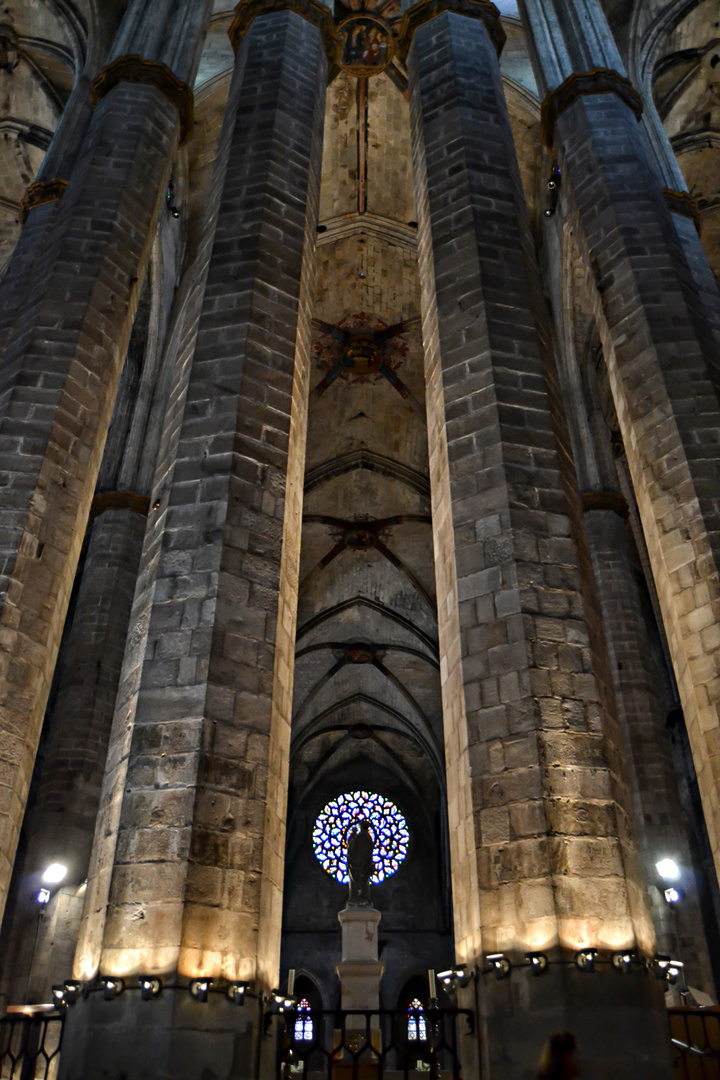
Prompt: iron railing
<box><xmin>0</xmin><ymin>1012</ymin><xmax>63</xmax><ymax>1080</ymax></box>
<box><xmin>4</xmin><ymin>999</ymin><xmax>715</xmax><ymax>1077</ymax></box>
<box><xmin>670</xmin><ymin>1008</ymin><xmax>720</xmax><ymax>1079</ymax></box>
<box><xmin>275</xmin><ymin>1007</ymin><xmax>474</xmax><ymax>1079</ymax></box>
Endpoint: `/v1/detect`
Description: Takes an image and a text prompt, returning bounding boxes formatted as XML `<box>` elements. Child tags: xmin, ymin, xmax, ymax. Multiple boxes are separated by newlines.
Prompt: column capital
<box><xmin>90</xmin><ymin>56</ymin><xmax>194</xmax><ymax>142</ymax></box>
<box><xmin>663</xmin><ymin>188</ymin><xmax>702</xmax><ymax>235</ymax></box>
<box><xmin>19</xmin><ymin>178</ymin><xmax>68</xmax><ymax>223</ymax></box>
<box><xmin>89</xmin><ymin>490</ymin><xmax>150</xmax><ymax>520</ymax></box>
<box><xmin>228</xmin><ymin>0</ymin><xmax>336</xmax><ymax>59</ymax></box>
<box><xmin>580</xmin><ymin>490</ymin><xmax>629</xmax><ymax>520</ymax></box>
<box><xmin>541</xmin><ymin>67</ymin><xmax>643</xmax><ymax>149</ymax></box>
<box><xmin>397</xmin><ymin>0</ymin><xmax>505</xmax><ymax>61</ymax></box>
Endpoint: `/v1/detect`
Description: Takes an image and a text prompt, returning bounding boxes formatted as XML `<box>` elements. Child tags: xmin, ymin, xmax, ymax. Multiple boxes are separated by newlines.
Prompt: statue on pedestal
<box><xmin>346</xmin><ymin>820</ymin><xmax>374</xmax><ymax>906</ymax></box>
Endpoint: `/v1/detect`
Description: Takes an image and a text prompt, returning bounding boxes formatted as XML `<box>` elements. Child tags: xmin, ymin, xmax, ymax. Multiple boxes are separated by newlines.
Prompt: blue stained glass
<box><xmin>407</xmin><ymin>999</ymin><xmax>427</xmax><ymax>1042</ymax></box>
<box><xmin>294</xmin><ymin>999</ymin><xmax>313</xmax><ymax>1042</ymax></box>
<box><xmin>312</xmin><ymin>791</ymin><xmax>410</xmax><ymax>884</ymax></box>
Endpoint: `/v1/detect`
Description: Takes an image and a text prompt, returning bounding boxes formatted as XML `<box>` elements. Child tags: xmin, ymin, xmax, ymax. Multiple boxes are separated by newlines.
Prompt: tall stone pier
<box><xmin>58</xmin><ymin>0</ymin><xmax>329</xmax><ymax>1075</ymax></box>
<box><xmin>403</xmin><ymin>0</ymin><xmax>673</xmax><ymax>1074</ymax></box>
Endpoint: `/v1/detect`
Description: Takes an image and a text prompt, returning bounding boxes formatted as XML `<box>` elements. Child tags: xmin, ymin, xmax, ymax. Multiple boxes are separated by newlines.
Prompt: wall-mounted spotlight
<box><xmin>612</xmin><ymin>951</ymin><xmax>634</xmax><ymax>974</ymax></box>
<box><xmin>42</xmin><ymin>864</ymin><xmax>67</xmax><ymax>885</ymax></box>
<box><xmin>575</xmin><ymin>948</ymin><xmax>597</xmax><ymax>973</ymax></box>
<box><xmin>189</xmin><ymin>978</ymin><xmax>211</xmax><ymax>1003</ymax></box>
<box><xmin>437</xmin><ymin>968</ymin><xmax>461</xmax><ymax>992</ymax></box>
<box><xmin>656</xmin><ymin>859</ymin><xmax>680</xmax><ymax>881</ymax></box>
<box><xmin>486</xmin><ymin>954</ymin><xmax>511</xmax><ymax>980</ymax></box>
<box><xmin>525</xmin><ymin>952</ymin><xmax>548</xmax><ymax>976</ymax></box>
<box><xmin>666</xmin><ymin>961</ymin><xmax>684</xmax><ymax>986</ymax></box>
<box><xmin>269</xmin><ymin>989</ymin><xmax>296</xmax><ymax>1013</ymax></box>
<box><xmin>665</xmin><ymin>887</ymin><xmax>685</xmax><ymax>905</ymax></box>
<box><xmin>139</xmin><ymin>976</ymin><xmax>162</xmax><ymax>1001</ymax></box>
<box><xmin>101</xmin><ymin>976</ymin><xmax>124</xmax><ymax>1001</ymax></box>
<box><xmin>655</xmin><ymin>956</ymin><xmax>684</xmax><ymax>985</ymax></box>
<box><xmin>63</xmin><ymin>980</ymin><xmax>82</xmax><ymax>1003</ymax></box>
<box><xmin>263</xmin><ymin>990</ymin><xmax>296</xmax><ymax>1034</ymax></box>
<box><xmin>37</xmin><ymin>888</ymin><xmax>51</xmax><ymax>905</ymax></box>
<box><xmin>437</xmin><ymin>966</ymin><xmax>477</xmax><ymax>991</ymax></box>
<box><xmin>227</xmin><ymin>982</ymin><xmax>248</xmax><ymax>1006</ymax></box>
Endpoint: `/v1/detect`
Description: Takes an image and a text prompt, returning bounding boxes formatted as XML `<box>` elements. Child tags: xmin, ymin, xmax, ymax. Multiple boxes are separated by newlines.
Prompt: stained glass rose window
<box><xmin>312</xmin><ymin>791</ymin><xmax>409</xmax><ymax>884</ymax></box>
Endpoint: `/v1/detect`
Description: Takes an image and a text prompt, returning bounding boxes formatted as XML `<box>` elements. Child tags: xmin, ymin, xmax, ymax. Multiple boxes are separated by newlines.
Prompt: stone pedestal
<box><xmin>336</xmin><ymin>906</ymin><xmax>384</xmax><ymax>1044</ymax></box>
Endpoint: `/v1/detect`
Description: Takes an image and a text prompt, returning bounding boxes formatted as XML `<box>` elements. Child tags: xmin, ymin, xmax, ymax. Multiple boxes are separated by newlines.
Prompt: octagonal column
<box><xmin>0</xmin><ymin>0</ymin><xmax>213</xmax><ymax>934</ymax></box>
<box><xmin>521</xmin><ymin>0</ymin><xmax>720</xmax><ymax>900</ymax></box>
<box><xmin>61</xmin><ymin>3</ymin><xmax>328</xmax><ymax>1076</ymax></box>
<box><xmin>402</xmin><ymin>2</ymin><xmax>672</xmax><ymax>1075</ymax></box>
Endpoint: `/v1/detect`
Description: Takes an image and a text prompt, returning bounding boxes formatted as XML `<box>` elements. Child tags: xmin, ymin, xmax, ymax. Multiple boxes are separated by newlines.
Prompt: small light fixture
<box><xmin>612</xmin><ymin>951</ymin><xmax>634</xmax><ymax>974</ymax></box>
<box><xmin>42</xmin><ymin>864</ymin><xmax>67</xmax><ymax>885</ymax></box>
<box><xmin>51</xmin><ymin>985</ymin><xmax>66</xmax><ymax>1008</ymax></box>
<box><xmin>227</xmin><ymin>981</ymin><xmax>248</xmax><ymax>1006</ymax></box>
<box><xmin>666</xmin><ymin>960</ymin><xmax>684</xmax><ymax>986</ymax></box>
<box><xmin>655</xmin><ymin>956</ymin><xmax>684</xmax><ymax>985</ymax></box>
<box><xmin>139</xmin><ymin>976</ymin><xmax>162</xmax><ymax>1001</ymax></box>
<box><xmin>37</xmin><ymin>888</ymin><xmax>51</xmax><ymax>905</ymax></box>
<box><xmin>438</xmin><ymin>965</ymin><xmax>476</xmax><ymax>990</ymax></box>
<box><xmin>101</xmin><ymin>976</ymin><xmax>124</xmax><ymax>1001</ymax></box>
<box><xmin>575</xmin><ymin>948</ymin><xmax>597</xmax><ymax>973</ymax></box>
<box><xmin>654</xmin><ymin>955</ymin><xmax>671</xmax><ymax>979</ymax></box>
<box><xmin>656</xmin><ymin>858</ymin><xmax>680</xmax><ymax>881</ymax></box>
<box><xmin>63</xmin><ymin>980</ymin><xmax>82</xmax><ymax>1003</ymax></box>
<box><xmin>486</xmin><ymin>954</ymin><xmax>511</xmax><ymax>980</ymax></box>
<box><xmin>665</xmin><ymin>887</ymin><xmax>685</xmax><ymax>905</ymax></box>
<box><xmin>526</xmin><ymin>952</ymin><xmax>548</xmax><ymax>976</ymax></box>
<box><xmin>189</xmin><ymin>978</ymin><xmax>211</xmax><ymax>1002</ymax></box>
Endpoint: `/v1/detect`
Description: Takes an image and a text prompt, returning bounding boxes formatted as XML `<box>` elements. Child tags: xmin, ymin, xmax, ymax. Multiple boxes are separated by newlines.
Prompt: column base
<box><xmin>58</xmin><ymin>986</ymin><xmax>270</xmax><ymax>1080</ymax></box>
<box><xmin>473</xmin><ymin>963</ymin><xmax>674</xmax><ymax>1080</ymax></box>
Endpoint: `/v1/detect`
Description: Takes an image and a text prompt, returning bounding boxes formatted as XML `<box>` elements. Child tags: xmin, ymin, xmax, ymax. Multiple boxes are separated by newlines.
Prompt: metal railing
<box><xmin>0</xmin><ymin>1012</ymin><xmax>63</xmax><ymax>1080</ymax></box>
<box><xmin>276</xmin><ymin>1007</ymin><xmax>473</xmax><ymax>1079</ymax></box>
<box><xmin>670</xmin><ymin>1008</ymin><xmax>720</xmax><ymax>1079</ymax></box>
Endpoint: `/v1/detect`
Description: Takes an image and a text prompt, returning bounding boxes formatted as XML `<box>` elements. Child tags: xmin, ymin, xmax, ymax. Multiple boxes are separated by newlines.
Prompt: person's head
<box><xmin>537</xmin><ymin>1033</ymin><xmax>580</xmax><ymax>1079</ymax></box>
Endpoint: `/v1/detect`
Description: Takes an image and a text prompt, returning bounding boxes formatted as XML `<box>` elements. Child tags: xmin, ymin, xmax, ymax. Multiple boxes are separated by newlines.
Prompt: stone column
<box><xmin>0</xmin><ymin>0</ymin><xmax>212</xmax><ymax>932</ymax></box>
<box><xmin>519</xmin><ymin>0</ymin><xmax>720</xmax><ymax>902</ymax></box>
<box><xmin>0</xmin><ymin>73</ymin><xmax>95</xmax><ymax>386</ymax></box>
<box><xmin>632</xmin><ymin>44</ymin><xmax>720</xmax><ymax>375</ymax></box>
<box><xmin>582</xmin><ymin>496</ymin><xmax>714</xmax><ymax>992</ymax></box>
<box><xmin>402</xmin><ymin>2</ymin><xmax>672</xmax><ymax>1076</ymax></box>
<box><xmin>0</xmin><ymin>246</ymin><xmax>184</xmax><ymax>1010</ymax></box>
<box><xmin>0</xmin><ymin>505</ymin><xmax>148</xmax><ymax>1009</ymax></box>
<box><xmin>60</xmin><ymin>2</ymin><xmax>329</xmax><ymax>1076</ymax></box>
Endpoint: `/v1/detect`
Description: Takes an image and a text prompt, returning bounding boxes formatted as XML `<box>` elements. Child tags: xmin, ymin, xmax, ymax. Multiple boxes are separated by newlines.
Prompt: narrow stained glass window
<box><xmin>407</xmin><ymin>999</ymin><xmax>427</xmax><ymax>1042</ymax></box>
<box><xmin>294</xmin><ymin>999</ymin><xmax>313</xmax><ymax>1042</ymax></box>
<box><xmin>312</xmin><ymin>791</ymin><xmax>409</xmax><ymax>884</ymax></box>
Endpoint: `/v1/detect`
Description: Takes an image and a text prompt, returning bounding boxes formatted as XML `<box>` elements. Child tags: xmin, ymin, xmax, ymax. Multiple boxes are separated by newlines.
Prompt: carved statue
<box><xmin>346</xmin><ymin>820</ymin><xmax>374</xmax><ymax>905</ymax></box>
